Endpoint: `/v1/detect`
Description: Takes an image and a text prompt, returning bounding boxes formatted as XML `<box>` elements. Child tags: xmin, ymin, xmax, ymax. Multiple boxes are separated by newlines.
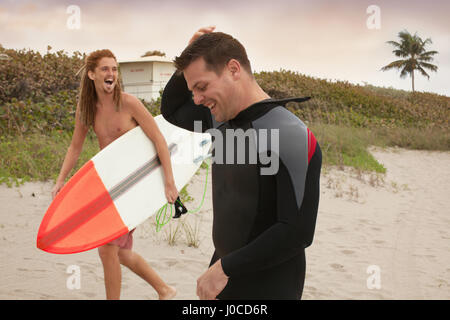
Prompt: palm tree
<box><xmin>381</xmin><ymin>30</ymin><xmax>438</xmax><ymax>92</ymax></box>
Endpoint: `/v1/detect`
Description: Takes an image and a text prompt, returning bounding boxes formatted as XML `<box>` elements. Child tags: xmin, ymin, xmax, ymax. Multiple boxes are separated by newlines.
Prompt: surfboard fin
<box><xmin>173</xmin><ymin>197</ymin><xmax>188</xmax><ymax>218</ymax></box>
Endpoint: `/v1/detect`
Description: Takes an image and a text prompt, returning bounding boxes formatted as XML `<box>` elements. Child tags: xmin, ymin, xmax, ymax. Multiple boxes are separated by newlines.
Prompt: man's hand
<box><xmin>189</xmin><ymin>26</ymin><xmax>216</xmax><ymax>45</ymax></box>
<box><xmin>196</xmin><ymin>259</ymin><xmax>229</xmax><ymax>300</ymax></box>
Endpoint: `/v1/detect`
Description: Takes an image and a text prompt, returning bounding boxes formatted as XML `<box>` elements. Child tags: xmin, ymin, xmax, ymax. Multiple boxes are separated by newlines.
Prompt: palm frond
<box><xmin>416</xmin><ymin>66</ymin><xmax>430</xmax><ymax>79</ymax></box>
<box><xmin>418</xmin><ymin>55</ymin><xmax>434</xmax><ymax>62</ymax></box>
<box><xmin>380</xmin><ymin>59</ymin><xmax>407</xmax><ymax>72</ymax></box>
<box><xmin>392</xmin><ymin>49</ymin><xmax>409</xmax><ymax>58</ymax></box>
<box><xmin>420</xmin><ymin>50</ymin><xmax>439</xmax><ymax>57</ymax></box>
<box><xmin>418</xmin><ymin>62</ymin><xmax>438</xmax><ymax>72</ymax></box>
<box><xmin>386</xmin><ymin>40</ymin><xmax>401</xmax><ymax>48</ymax></box>
<box><xmin>398</xmin><ymin>30</ymin><xmax>413</xmax><ymax>41</ymax></box>
<box><xmin>421</xmin><ymin>37</ymin><xmax>433</xmax><ymax>46</ymax></box>
<box><xmin>399</xmin><ymin>66</ymin><xmax>411</xmax><ymax>79</ymax></box>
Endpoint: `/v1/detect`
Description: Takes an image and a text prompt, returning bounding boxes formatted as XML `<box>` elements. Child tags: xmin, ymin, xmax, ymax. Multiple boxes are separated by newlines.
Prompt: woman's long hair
<box><xmin>78</xmin><ymin>49</ymin><xmax>122</xmax><ymax>128</ymax></box>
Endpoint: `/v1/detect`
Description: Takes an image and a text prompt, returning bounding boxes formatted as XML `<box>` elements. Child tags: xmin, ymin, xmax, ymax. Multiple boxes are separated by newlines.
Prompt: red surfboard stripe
<box><xmin>37</xmin><ymin>161</ymin><xmax>127</xmax><ymax>253</ymax></box>
<box><xmin>44</xmin><ymin>227</ymin><xmax>129</xmax><ymax>254</ymax></box>
<box><xmin>38</xmin><ymin>160</ymin><xmax>95</xmax><ymax>234</ymax></box>
<box><xmin>38</xmin><ymin>192</ymin><xmax>114</xmax><ymax>249</ymax></box>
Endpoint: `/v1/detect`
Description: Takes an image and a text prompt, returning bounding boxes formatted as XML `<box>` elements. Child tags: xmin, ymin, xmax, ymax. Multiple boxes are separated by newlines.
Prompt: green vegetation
<box><xmin>0</xmin><ymin>47</ymin><xmax>449</xmax><ymax>186</ymax></box>
<box><xmin>255</xmin><ymin>70</ymin><xmax>448</xmax><ymax>130</ymax></box>
<box><xmin>255</xmin><ymin>70</ymin><xmax>448</xmax><ymax>172</ymax></box>
<box><xmin>0</xmin><ymin>131</ymin><xmax>98</xmax><ymax>187</ymax></box>
<box><xmin>141</xmin><ymin>50</ymin><xmax>166</xmax><ymax>58</ymax></box>
<box><xmin>0</xmin><ymin>46</ymin><xmax>84</xmax><ymax>105</ymax></box>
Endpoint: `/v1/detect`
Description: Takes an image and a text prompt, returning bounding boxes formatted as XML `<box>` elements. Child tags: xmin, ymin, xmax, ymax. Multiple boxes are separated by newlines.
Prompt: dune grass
<box><xmin>0</xmin><ymin>131</ymin><xmax>99</xmax><ymax>187</ymax></box>
<box><xmin>310</xmin><ymin>124</ymin><xmax>386</xmax><ymax>173</ymax></box>
<box><xmin>309</xmin><ymin>123</ymin><xmax>449</xmax><ymax>174</ymax></box>
<box><xmin>2</xmin><ymin>123</ymin><xmax>447</xmax><ymax>187</ymax></box>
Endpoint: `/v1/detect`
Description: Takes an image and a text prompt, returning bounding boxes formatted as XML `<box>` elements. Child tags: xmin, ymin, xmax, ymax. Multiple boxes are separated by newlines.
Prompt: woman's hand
<box><xmin>51</xmin><ymin>181</ymin><xmax>65</xmax><ymax>199</ymax></box>
<box><xmin>165</xmin><ymin>181</ymin><xmax>179</xmax><ymax>204</ymax></box>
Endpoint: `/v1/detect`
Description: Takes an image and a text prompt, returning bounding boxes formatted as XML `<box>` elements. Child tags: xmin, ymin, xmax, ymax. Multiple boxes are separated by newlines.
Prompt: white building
<box><xmin>118</xmin><ymin>56</ymin><xmax>175</xmax><ymax>102</ymax></box>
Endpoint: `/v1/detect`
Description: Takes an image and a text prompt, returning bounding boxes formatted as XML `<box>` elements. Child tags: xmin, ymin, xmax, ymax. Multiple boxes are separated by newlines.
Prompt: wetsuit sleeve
<box><xmin>161</xmin><ymin>72</ymin><xmax>212</xmax><ymax>132</ymax></box>
<box><xmin>220</xmin><ymin>160</ymin><xmax>307</xmax><ymax>278</ymax></box>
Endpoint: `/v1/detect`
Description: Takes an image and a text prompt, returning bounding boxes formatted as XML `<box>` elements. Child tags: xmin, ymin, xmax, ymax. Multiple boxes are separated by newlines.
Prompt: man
<box><xmin>52</xmin><ymin>49</ymin><xmax>177</xmax><ymax>300</ymax></box>
<box><xmin>161</xmin><ymin>27</ymin><xmax>322</xmax><ymax>299</ymax></box>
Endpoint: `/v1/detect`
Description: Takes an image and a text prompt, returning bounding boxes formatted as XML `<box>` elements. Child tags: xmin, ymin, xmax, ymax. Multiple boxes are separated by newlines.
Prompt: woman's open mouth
<box><xmin>104</xmin><ymin>79</ymin><xmax>114</xmax><ymax>89</ymax></box>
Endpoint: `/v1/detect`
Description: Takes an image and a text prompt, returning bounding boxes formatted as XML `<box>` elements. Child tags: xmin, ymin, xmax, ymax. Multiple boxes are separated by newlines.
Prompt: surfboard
<box><xmin>37</xmin><ymin>115</ymin><xmax>211</xmax><ymax>254</ymax></box>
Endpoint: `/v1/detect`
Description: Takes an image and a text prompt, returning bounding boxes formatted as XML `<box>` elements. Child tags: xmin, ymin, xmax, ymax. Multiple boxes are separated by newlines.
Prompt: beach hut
<box><xmin>118</xmin><ymin>56</ymin><xmax>175</xmax><ymax>101</ymax></box>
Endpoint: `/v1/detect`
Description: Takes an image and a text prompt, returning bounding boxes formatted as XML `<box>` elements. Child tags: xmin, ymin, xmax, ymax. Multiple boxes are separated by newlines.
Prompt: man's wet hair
<box><xmin>174</xmin><ymin>32</ymin><xmax>252</xmax><ymax>76</ymax></box>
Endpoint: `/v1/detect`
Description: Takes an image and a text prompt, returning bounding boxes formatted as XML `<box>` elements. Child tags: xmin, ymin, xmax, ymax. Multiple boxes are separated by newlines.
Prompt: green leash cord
<box><xmin>155</xmin><ymin>157</ymin><xmax>210</xmax><ymax>232</ymax></box>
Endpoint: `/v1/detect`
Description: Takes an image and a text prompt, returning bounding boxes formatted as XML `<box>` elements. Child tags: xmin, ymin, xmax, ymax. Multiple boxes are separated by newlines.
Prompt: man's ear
<box><xmin>227</xmin><ymin>59</ymin><xmax>241</xmax><ymax>80</ymax></box>
<box><xmin>87</xmin><ymin>70</ymin><xmax>95</xmax><ymax>81</ymax></box>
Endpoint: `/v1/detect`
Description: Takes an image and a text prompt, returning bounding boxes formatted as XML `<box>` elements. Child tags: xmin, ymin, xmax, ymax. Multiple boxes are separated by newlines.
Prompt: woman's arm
<box><xmin>126</xmin><ymin>94</ymin><xmax>178</xmax><ymax>203</ymax></box>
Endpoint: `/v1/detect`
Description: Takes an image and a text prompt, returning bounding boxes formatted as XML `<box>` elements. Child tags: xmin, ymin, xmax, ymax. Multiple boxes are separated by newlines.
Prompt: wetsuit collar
<box><xmin>230</xmin><ymin>96</ymin><xmax>311</xmax><ymax>126</ymax></box>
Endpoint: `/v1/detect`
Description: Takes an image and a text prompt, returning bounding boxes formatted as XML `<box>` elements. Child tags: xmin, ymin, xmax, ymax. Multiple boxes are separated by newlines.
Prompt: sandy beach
<box><xmin>0</xmin><ymin>147</ymin><xmax>449</xmax><ymax>300</ymax></box>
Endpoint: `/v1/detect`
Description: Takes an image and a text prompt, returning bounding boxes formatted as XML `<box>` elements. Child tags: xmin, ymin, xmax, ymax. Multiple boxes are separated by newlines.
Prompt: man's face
<box><xmin>88</xmin><ymin>57</ymin><xmax>118</xmax><ymax>94</ymax></box>
<box><xmin>184</xmin><ymin>57</ymin><xmax>237</xmax><ymax>122</ymax></box>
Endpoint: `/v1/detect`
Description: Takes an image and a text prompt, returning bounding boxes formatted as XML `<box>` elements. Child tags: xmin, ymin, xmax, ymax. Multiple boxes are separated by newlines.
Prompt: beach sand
<box><xmin>0</xmin><ymin>147</ymin><xmax>449</xmax><ymax>300</ymax></box>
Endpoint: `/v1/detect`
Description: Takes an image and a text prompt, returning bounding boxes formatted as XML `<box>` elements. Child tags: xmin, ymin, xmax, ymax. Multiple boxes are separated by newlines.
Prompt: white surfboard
<box><xmin>37</xmin><ymin>115</ymin><xmax>211</xmax><ymax>254</ymax></box>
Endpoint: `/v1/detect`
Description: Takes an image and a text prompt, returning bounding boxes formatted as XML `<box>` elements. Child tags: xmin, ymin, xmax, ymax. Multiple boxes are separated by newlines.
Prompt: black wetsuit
<box><xmin>161</xmin><ymin>73</ymin><xmax>322</xmax><ymax>299</ymax></box>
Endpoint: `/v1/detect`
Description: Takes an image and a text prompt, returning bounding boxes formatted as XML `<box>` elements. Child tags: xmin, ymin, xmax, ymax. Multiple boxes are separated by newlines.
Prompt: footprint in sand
<box><xmin>341</xmin><ymin>249</ymin><xmax>355</xmax><ymax>255</ymax></box>
<box><xmin>372</xmin><ymin>240</ymin><xmax>387</xmax><ymax>248</ymax></box>
<box><xmin>330</xmin><ymin>263</ymin><xmax>345</xmax><ymax>272</ymax></box>
<box><xmin>82</xmin><ymin>292</ymin><xmax>96</xmax><ymax>298</ymax></box>
<box><xmin>164</xmin><ymin>259</ymin><xmax>177</xmax><ymax>267</ymax></box>
<box><xmin>39</xmin><ymin>293</ymin><xmax>54</xmax><ymax>300</ymax></box>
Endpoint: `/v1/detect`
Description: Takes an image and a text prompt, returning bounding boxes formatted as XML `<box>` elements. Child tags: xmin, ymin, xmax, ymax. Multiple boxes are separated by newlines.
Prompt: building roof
<box><xmin>118</xmin><ymin>56</ymin><xmax>174</xmax><ymax>64</ymax></box>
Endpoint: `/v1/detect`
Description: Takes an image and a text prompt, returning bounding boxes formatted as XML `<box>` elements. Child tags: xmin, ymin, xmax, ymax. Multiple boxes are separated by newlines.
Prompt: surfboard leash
<box><xmin>155</xmin><ymin>157</ymin><xmax>210</xmax><ymax>232</ymax></box>
<box><xmin>155</xmin><ymin>203</ymin><xmax>172</xmax><ymax>232</ymax></box>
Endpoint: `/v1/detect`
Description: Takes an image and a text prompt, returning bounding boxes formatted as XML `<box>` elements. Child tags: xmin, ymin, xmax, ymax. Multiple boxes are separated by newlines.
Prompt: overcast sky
<box><xmin>1</xmin><ymin>0</ymin><xmax>449</xmax><ymax>96</ymax></box>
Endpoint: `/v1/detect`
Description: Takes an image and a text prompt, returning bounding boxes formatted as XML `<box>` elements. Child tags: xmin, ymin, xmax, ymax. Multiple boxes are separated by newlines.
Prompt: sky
<box><xmin>1</xmin><ymin>0</ymin><xmax>449</xmax><ymax>96</ymax></box>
